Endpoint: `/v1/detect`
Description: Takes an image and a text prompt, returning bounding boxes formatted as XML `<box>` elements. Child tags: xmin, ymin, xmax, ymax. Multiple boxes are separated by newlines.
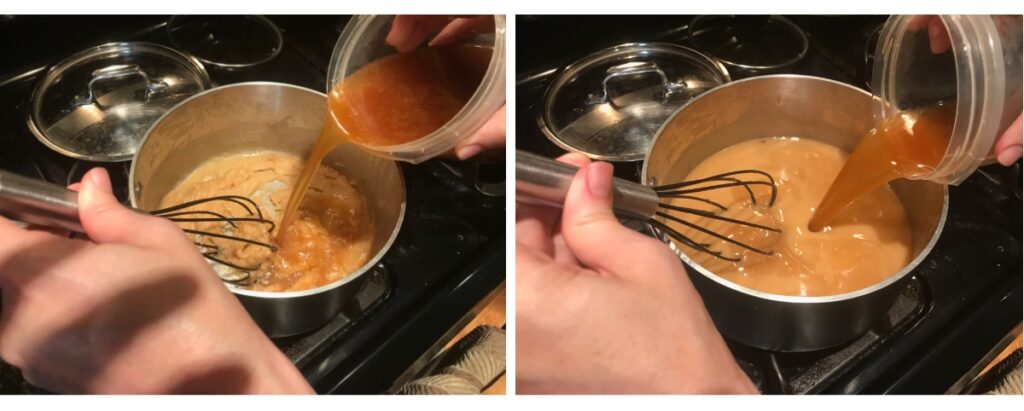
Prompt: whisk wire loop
<box><xmin>149</xmin><ymin>195</ymin><xmax>278</xmax><ymax>283</ymax></box>
<box><xmin>652</xmin><ymin>169</ymin><xmax>780</xmax><ymax>261</ymax></box>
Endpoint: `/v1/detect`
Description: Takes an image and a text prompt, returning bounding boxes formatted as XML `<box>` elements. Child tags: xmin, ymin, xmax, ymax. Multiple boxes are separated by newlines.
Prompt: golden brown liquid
<box><xmin>160</xmin><ymin>153</ymin><xmax>374</xmax><ymax>292</ymax></box>
<box><xmin>666</xmin><ymin>138</ymin><xmax>913</xmax><ymax>297</ymax></box>
<box><xmin>277</xmin><ymin>43</ymin><xmax>492</xmax><ymax>237</ymax></box>
<box><xmin>808</xmin><ymin>103</ymin><xmax>955</xmax><ymax>231</ymax></box>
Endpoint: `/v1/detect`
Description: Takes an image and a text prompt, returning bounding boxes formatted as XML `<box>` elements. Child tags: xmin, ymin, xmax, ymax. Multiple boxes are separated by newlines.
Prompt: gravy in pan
<box><xmin>161</xmin><ymin>152</ymin><xmax>374</xmax><ymax>292</ymax></box>
<box><xmin>665</xmin><ymin>137</ymin><xmax>913</xmax><ymax>297</ymax></box>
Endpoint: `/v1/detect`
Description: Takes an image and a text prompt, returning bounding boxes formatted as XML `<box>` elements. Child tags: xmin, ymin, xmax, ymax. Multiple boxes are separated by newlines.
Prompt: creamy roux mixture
<box><xmin>665</xmin><ymin>137</ymin><xmax>913</xmax><ymax>297</ymax></box>
<box><xmin>160</xmin><ymin>152</ymin><xmax>373</xmax><ymax>292</ymax></box>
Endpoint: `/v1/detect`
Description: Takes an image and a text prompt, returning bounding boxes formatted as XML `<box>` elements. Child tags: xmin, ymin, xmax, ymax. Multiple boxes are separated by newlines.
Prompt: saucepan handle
<box><xmin>0</xmin><ymin>170</ymin><xmax>83</xmax><ymax>232</ymax></box>
<box><xmin>515</xmin><ymin>150</ymin><xmax>659</xmax><ymax>219</ymax></box>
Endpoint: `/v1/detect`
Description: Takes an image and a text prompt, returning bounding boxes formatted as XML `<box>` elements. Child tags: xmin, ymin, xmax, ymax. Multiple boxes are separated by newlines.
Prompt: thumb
<box><xmin>78</xmin><ymin>168</ymin><xmax>182</xmax><ymax>248</ymax></box>
<box><xmin>560</xmin><ymin>162</ymin><xmax>672</xmax><ymax>278</ymax></box>
<box><xmin>455</xmin><ymin>106</ymin><xmax>506</xmax><ymax>160</ymax></box>
<box><xmin>995</xmin><ymin>114</ymin><xmax>1023</xmax><ymax>166</ymax></box>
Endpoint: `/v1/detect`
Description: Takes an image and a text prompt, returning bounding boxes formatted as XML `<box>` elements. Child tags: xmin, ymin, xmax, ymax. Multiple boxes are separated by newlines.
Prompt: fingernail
<box><xmin>929</xmin><ymin>26</ymin><xmax>942</xmax><ymax>53</ymax></box>
<box><xmin>586</xmin><ymin>162</ymin><xmax>612</xmax><ymax>198</ymax></box>
<box><xmin>997</xmin><ymin>146</ymin><xmax>1023</xmax><ymax>166</ymax></box>
<box><xmin>87</xmin><ymin>168</ymin><xmax>112</xmax><ymax>193</ymax></box>
<box><xmin>386</xmin><ymin>18</ymin><xmax>412</xmax><ymax>48</ymax></box>
<box><xmin>456</xmin><ymin>144</ymin><xmax>482</xmax><ymax>160</ymax></box>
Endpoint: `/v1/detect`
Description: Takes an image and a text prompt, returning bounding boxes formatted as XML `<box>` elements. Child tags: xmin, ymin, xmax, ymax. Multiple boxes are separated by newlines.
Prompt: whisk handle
<box><xmin>515</xmin><ymin>150</ymin><xmax>659</xmax><ymax>219</ymax></box>
<box><xmin>0</xmin><ymin>170</ymin><xmax>84</xmax><ymax>232</ymax></box>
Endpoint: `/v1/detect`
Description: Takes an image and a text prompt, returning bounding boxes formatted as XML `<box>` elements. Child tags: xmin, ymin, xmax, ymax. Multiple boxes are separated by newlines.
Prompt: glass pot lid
<box><xmin>540</xmin><ymin>42</ymin><xmax>730</xmax><ymax>161</ymax></box>
<box><xmin>687</xmin><ymin>15</ymin><xmax>809</xmax><ymax>72</ymax></box>
<box><xmin>28</xmin><ymin>42</ymin><xmax>212</xmax><ymax>162</ymax></box>
<box><xmin>167</xmin><ymin>15</ymin><xmax>284</xmax><ymax>69</ymax></box>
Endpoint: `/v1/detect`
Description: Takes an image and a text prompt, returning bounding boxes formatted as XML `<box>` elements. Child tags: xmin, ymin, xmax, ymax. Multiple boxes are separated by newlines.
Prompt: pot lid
<box><xmin>687</xmin><ymin>15</ymin><xmax>809</xmax><ymax>72</ymax></box>
<box><xmin>167</xmin><ymin>15</ymin><xmax>283</xmax><ymax>69</ymax></box>
<box><xmin>28</xmin><ymin>42</ymin><xmax>212</xmax><ymax>162</ymax></box>
<box><xmin>540</xmin><ymin>42</ymin><xmax>730</xmax><ymax>161</ymax></box>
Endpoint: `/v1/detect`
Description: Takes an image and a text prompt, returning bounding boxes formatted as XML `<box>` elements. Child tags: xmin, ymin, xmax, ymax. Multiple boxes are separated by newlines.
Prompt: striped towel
<box><xmin>393</xmin><ymin>325</ymin><xmax>506</xmax><ymax>395</ymax></box>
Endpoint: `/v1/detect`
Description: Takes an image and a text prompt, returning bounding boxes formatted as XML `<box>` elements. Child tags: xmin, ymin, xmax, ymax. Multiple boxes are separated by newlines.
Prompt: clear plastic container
<box><xmin>327</xmin><ymin>15</ymin><xmax>506</xmax><ymax>164</ymax></box>
<box><xmin>872</xmin><ymin>15</ymin><xmax>1023</xmax><ymax>184</ymax></box>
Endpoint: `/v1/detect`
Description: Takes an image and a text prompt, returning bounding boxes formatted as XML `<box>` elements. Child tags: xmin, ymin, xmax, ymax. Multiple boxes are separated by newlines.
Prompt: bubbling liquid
<box><xmin>278</xmin><ymin>43</ymin><xmax>493</xmax><ymax>237</ymax></box>
<box><xmin>664</xmin><ymin>137</ymin><xmax>913</xmax><ymax>297</ymax></box>
<box><xmin>809</xmin><ymin>103</ymin><xmax>954</xmax><ymax>231</ymax></box>
<box><xmin>160</xmin><ymin>152</ymin><xmax>374</xmax><ymax>292</ymax></box>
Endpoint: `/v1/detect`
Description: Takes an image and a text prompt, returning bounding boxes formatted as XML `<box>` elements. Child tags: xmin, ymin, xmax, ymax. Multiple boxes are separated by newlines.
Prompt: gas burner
<box><xmin>65</xmin><ymin>161</ymin><xmax>132</xmax><ymax>203</ymax></box>
<box><xmin>688</xmin><ymin>15</ymin><xmax>809</xmax><ymax>75</ymax></box>
<box><xmin>438</xmin><ymin>150</ymin><xmax>507</xmax><ymax>198</ymax></box>
<box><xmin>167</xmin><ymin>15</ymin><xmax>284</xmax><ymax>70</ymax></box>
<box><xmin>0</xmin><ymin>133</ymin><xmax>46</xmax><ymax>181</ymax></box>
<box><xmin>274</xmin><ymin>263</ymin><xmax>394</xmax><ymax>366</ymax></box>
<box><xmin>729</xmin><ymin>277</ymin><xmax>927</xmax><ymax>393</ymax></box>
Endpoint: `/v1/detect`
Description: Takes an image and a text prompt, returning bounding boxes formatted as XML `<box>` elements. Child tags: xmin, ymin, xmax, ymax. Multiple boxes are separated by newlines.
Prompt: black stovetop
<box><xmin>0</xmin><ymin>15</ymin><xmax>505</xmax><ymax>394</ymax></box>
<box><xmin>516</xmin><ymin>15</ymin><xmax>1022</xmax><ymax>394</ymax></box>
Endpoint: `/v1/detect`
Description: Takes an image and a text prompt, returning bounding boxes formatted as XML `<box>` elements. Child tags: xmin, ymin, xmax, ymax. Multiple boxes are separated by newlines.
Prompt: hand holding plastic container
<box><xmin>873</xmin><ymin>14</ymin><xmax>1023</xmax><ymax>184</ymax></box>
<box><xmin>809</xmin><ymin>15</ymin><xmax>1021</xmax><ymax>230</ymax></box>
<box><xmin>277</xmin><ymin>15</ymin><xmax>506</xmax><ymax>235</ymax></box>
<box><xmin>328</xmin><ymin>15</ymin><xmax>507</xmax><ymax>163</ymax></box>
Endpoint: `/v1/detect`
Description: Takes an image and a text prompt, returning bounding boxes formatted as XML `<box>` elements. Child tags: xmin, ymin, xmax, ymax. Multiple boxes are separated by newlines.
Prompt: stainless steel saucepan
<box><xmin>130</xmin><ymin>82</ymin><xmax>406</xmax><ymax>338</ymax></box>
<box><xmin>519</xmin><ymin>74</ymin><xmax>948</xmax><ymax>351</ymax></box>
<box><xmin>643</xmin><ymin>75</ymin><xmax>948</xmax><ymax>351</ymax></box>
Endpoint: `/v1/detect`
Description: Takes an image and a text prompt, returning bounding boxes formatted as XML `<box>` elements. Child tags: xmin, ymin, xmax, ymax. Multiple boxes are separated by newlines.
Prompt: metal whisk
<box><xmin>0</xmin><ymin>170</ymin><xmax>275</xmax><ymax>283</ymax></box>
<box><xmin>149</xmin><ymin>195</ymin><xmax>276</xmax><ymax>277</ymax></box>
<box><xmin>516</xmin><ymin>150</ymin><xmax>781</xmax><ymax>261</ymax></box>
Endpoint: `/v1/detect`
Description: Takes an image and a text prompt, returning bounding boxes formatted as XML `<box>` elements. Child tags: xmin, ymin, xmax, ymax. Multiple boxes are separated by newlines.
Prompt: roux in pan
<box><xmin>160</xmin><ymin>152</ymin><xmax>374</xmax><ymax>292</ymax></box>
<box><xmin>665</xmin><ymin>137</ymin><xmax>913</xmax><ymax>297</ymax></box>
